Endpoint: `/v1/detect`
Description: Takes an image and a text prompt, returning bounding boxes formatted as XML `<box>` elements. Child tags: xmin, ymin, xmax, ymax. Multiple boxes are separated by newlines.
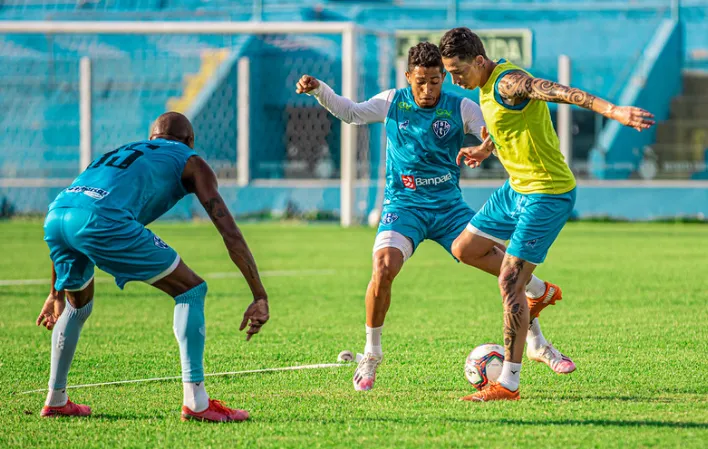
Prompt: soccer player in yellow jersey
<box><xmin>439</xmin><ymin>27</ymin><xmax>655</xmax><ymax>402</ymax></box>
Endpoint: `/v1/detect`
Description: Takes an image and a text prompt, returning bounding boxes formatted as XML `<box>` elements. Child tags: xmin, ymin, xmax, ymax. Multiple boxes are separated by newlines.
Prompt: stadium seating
<box><xmin>1</xmin><ymin>1</ymin><xmax>707</xmax><ymax>180</ymax></box>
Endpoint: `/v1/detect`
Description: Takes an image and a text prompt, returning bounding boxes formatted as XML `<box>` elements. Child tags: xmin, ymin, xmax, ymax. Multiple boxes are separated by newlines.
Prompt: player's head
<box><xmin>439</xmin><ymin>27</ymin><xmax>489</xmax><ymax>90</ymax></box>
<box><xmin>405</xmin><ymin>42</ymin><xmax>446</xmax><ymax>108</ymax></box>
<box><xmin>149</xmin><ymin>112</ymin><xmax>195</xmax><ymax>149</ymax></box>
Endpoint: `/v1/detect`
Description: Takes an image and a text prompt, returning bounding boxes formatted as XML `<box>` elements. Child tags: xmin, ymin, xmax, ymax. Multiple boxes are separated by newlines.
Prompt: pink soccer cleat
<box><xmin>41</xmin><ymin>398</ymin><xmax>92</xmax><ymax>418</ymax></box>
<box><xmin>527</xmin><ymin>343</ymin><xmax>576</xmax><ymax>374</ymax></box>
<box><xmin>181</xmin><ymin>399</ymin><xmax>249</xmax><ymax>423</ymax></box>
<box><xmin>353</xmin><ymin>353</ymin><xmax>382</xmax><ymax>391</ymax></box>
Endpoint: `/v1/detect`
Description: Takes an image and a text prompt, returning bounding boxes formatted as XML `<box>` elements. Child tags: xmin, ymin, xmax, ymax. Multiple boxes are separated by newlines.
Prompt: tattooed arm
<box><xmin>181</xmin><ymin>156</ymin><xmax>267</xmax><ymax>302</ymax></box>
<box><xmin>496</xmin><ymin>71</ymin><xmax>655</xmax><ymax>131</ymax></box>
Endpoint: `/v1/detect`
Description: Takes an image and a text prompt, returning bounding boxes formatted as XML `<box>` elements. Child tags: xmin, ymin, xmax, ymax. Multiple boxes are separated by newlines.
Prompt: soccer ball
<box><xmin>465</xmin><ymin>343</ymin><xmax>504</xmax><ymax>390</ymax></box>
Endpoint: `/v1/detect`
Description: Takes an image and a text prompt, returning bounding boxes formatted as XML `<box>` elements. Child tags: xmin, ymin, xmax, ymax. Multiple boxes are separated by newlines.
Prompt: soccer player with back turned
<box><xmin>37</xmin><ymin>112</ymin><xmax>270</xmax><ymax>421</ymax></box>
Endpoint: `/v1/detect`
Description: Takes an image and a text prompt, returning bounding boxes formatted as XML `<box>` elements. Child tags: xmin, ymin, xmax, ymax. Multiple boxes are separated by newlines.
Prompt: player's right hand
<box><xmin>36</xmin><ymin>292</ymin><xmax>65</xmax><ymax>331</ymax></box>
<box><xmin>296</xmin><ymin>75</ymin><xmax>320</xmax><ymax>94</ymax></box>
<box><xmin>240</xmin><ymin>298</ymin><xmax>269</xmax><ymax>341</ymax></box>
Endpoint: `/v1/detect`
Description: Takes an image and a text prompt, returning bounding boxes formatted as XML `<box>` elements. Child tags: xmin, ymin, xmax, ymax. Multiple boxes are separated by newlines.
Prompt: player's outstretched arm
<box><xmin>182</xmin><ymin>156</ymin><xmax>269</xmax><ymax>340</ymax></box>
<box><xmin>296</xmin><ymin>74</ymin><xmax>391</xmax><ymax>125</ymax></box>
<box><xmin>36</xmin><ymin>264</ymin><xmax>65</xmax><ymax>330</ymax></box>
<box><xmin>496</xmin><ymin>72</ymin><xmax>655</xmax><ymax>132</ymax></box>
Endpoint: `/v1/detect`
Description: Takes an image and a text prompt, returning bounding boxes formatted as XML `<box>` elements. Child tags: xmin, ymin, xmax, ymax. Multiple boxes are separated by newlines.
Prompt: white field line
<box><xmin>0</xmin><ymin>269</ymin><xmax>336</xmax><ymax>287</ymax></box>
<box><xmin>19</xmin><ymin>362</ymin><xmax>350</xmax><ymax>395</ymax></box>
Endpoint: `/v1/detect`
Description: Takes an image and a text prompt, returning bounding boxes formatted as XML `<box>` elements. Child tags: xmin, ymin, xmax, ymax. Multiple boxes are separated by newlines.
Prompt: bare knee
<box><xmin>372</xmin><ymin>257</ymin><xmax>397</xmax><ymax>289</ymax></box>
<box><xmin>451</xmin><ymin>237</ymin><xmax>467</xmax><ymax>261</ymax></box>
<box><xmin>453</xmin><ymin>235</ymin><xmax>495</xmax><ymax>265</ymax></box>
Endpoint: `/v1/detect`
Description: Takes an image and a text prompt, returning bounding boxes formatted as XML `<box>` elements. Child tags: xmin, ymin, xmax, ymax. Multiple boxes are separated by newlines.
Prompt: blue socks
<box><xmin>173</xmin><ymin>282</ymin><xmax>207</xmax><ymax>383</ymax></box>
<box><xmin>48</xmin><ymin>300</ymin><xmax>93</xmax><ymax>398</ymax></box>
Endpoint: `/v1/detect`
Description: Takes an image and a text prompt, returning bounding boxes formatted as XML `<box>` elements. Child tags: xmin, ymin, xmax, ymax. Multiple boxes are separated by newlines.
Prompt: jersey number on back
<box><xmin>88</xmin><ymin>142</ymin><xmax>160</xmax><ymax>170</ymax></box>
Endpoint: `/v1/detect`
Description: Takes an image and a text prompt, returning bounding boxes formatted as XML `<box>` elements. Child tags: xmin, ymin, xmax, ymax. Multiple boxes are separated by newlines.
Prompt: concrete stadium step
<box><xmin>682</xmin><ymin>72</ymin><xmax>708</xmax><ymax>97</ymax></box>
<box><xmin>670</xmin><ymin>96</ymin><xmax>708</xmax><ymax>120</ymax></box>
<box><xmin>651</xmin><ymin>143</ymin><xmax>708</xmax><ymax>162</ymax></box>
<box><xmin>655</xmin><ymin>119</ymin><xmax>708</xmax><ymax>146</ymax></box>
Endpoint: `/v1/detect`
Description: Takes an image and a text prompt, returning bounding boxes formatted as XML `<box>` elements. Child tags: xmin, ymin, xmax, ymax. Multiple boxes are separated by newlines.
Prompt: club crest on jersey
<box><xmin>153</xmin><ymin>235</ymin><xmax>170</xmax><ymax>249</ymax></box>
<box><xmin>401</xmin><ymin>174</ymin><xmax>417</xmax><ymax>190</ymax></box>
<box><xmin>432</xmin><ymin>119</ymin><xmax>451</xmax><ymax>138</ymax></box>
<box><xmin>381</xmin><ymin>213</ymin><xmax>399</xmax><ymax>225</ymax></box>
<box><xmin>399</xmin><ymin>120</ymin><xmax>409</xmax><ymax>130</ymax></box>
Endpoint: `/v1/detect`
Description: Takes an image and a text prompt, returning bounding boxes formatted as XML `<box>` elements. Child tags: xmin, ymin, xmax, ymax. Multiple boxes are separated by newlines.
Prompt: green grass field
<box><xmin>1</xmin><ymin>220</ymin><xmax>707</xmax><ymax>448</ymax></box>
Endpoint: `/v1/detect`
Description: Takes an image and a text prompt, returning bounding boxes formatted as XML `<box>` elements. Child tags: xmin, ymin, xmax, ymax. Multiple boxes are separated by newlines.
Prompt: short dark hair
<box><xmin>439</xmin><ymin>27</ymin><xmax>487</xmax><ymax>61</ymax></box>
<box><xmin>407</xmin><ymin>42</ymin><xmax>444</xmax><ymax>72</ymax></box>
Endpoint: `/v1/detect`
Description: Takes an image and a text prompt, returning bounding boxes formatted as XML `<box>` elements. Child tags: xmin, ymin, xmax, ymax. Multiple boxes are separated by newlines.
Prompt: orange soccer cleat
<box><xmin>41</xmin><ymin>398</ymin><xmax>92</xmax><ymax>418</ymax></box>
<box><xmin>528</xmin><ymin>282</ymin><xmax>562</xmax><ymax>319</ymax></box>
<box><xmin>460</xmin><ymin>382</ymin><xmax>520</xmax><ymax>402</ymax></box>
<box><xmin>181</xmin><ymin>399</ymin><xmax>249</xmax><ymax>423</ymax></box>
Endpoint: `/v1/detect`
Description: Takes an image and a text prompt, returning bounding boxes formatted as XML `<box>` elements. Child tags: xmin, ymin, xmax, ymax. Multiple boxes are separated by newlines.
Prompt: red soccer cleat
<box><xmin>41</xmin><ymin>398</ymin><xmax>92</xmax><ymax>418</ymax></box>
<box><xmin>528</xmin><ymin>282</ymin><xmax>562</xmax><ymax>319</ymax></box>
<box><xmin>460</xmin><ymin>382</ymin><xmax>520</xmax><ymax>402</ymax></box>
<box><xmin>181</xmin><ymin>399</ymin><xmax>249</xmax><ymax>423</ymax></box>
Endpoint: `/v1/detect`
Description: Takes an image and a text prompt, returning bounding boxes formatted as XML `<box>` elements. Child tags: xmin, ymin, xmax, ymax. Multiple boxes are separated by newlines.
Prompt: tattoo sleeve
<box><xmin>500</xmin><ymin>258</ymin><xmax>527</xmax><ymax>360</ymax></box>
<box><xmin>497</xmin><ymin>71</ymin><xmax>596</xmax><ymax>109</ymax></box>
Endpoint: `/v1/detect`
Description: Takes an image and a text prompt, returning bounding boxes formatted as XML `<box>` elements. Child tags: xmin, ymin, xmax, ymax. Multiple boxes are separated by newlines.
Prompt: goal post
<box><xmin>0</xmin><ymin>20</ymin><xmax>370</xmax><ymax>226</ymax></box>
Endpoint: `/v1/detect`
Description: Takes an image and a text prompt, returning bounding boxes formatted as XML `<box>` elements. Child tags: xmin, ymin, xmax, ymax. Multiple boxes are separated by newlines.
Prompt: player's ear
<box><xmin>404</xmin><ymin>71</ymin><xmax>412</xmax><ymax>86</ymax></box>
<box><xmin>186</xmin><ymin>135</ymin><xmax>195</xmax><ymax>149</ymax></box>
<box><xmin>475</xmin><ymin>55</ymin><xmax>485</xmax><ymax>68</ymax></box>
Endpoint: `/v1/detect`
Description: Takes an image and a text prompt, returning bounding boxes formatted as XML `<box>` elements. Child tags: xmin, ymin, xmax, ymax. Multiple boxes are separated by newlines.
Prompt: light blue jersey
<box><xmin>45</xmin><ymin>138</ymin><xmax>197</xmax><ymax>290</ymax></box>
<box><xmin>383</xmin><ymin>88</ymin><xmax>466</xmax><ymax>210</ymax></box>
<box><xmin>375</xmin><ymin>88</ymin><xmax>478</xmax><ymax>259</ymax></box>
<box><xmin>49</xmin><ymin>138</ymin><xmax>197</xmax><ymax>225</ymax></box>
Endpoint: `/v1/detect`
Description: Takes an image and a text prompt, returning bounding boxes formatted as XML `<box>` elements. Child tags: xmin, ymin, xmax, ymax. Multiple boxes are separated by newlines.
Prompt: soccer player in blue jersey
<box><xmin>36</xmin><ymin>112</ymin><xmax>270</xmax><ymax>422</ymax></box>
<box><xmin>296</xmin><ymin>43</ymin><xmax>571</xmax><ymax>391</ymax></box>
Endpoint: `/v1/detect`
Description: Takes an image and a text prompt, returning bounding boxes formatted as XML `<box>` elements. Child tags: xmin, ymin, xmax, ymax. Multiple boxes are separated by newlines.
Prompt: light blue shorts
<box><xmin>468</xmin><ymin>181</ymin><xmax>576</xmax><ymax>264</ymax></box>
<box><xmin>44</xmin><ymin>207</ymin><xmax>180</xmax><ymax>290</ymax></box>
<box><xmin>376</xmin><ymin>200</ymin><xmax>475</xmax><ymax>257</ymax></box>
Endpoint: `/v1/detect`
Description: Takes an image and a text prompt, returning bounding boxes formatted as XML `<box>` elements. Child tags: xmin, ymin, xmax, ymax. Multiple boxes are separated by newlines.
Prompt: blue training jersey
<box><xmin>384</xmin><ymin>88</ymin><xmax>466</xmax><ymax>210</ymax></box>
<box><xmin>49</xmin><ymin>138</ymin><xmax>197</xmax><ymax>225</ymax></box>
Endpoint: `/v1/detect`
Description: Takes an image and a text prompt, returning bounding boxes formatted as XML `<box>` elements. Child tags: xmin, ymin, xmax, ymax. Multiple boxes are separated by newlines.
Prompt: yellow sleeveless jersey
<box><xmin>479</xmin><ymin>60</ymin><xmax>576</xmax><ymax>194</ymax></box>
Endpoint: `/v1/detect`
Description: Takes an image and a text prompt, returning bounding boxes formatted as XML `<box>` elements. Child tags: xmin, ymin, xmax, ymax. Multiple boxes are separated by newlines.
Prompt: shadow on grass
<box><xmin>262</xmin><ymin>416</ymin><xmax>708</xmax><ymax>429</ymax></box>
<box><xmin>531</xmin><ymin>394</ymin><xmax>690</xmax><ymax>404</ymax></box>
<box><xmin>90</xmin><ymin>412</ymin><xmax>175</xmax><ymax>421</ymax></box>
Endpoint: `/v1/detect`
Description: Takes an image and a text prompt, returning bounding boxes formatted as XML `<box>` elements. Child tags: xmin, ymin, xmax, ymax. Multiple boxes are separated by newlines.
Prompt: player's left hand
<box><xmin>240</xmin><ymin>298</ymin><xmax>269</xmax><ymax>341</ymax></box>
<box><xmin>457</xmin><ymin>127</ymin><xmax>493</xmax><ymax>169</ymax></box>
<box><xmin>36</xmin><ymin>292</ymin><xmax>65</xmax><ymax>331</ymax></box>
<box><xmin>610</xmin><ymin>106</ymin><xmax>655</xmax><ymax>132</ymax></box>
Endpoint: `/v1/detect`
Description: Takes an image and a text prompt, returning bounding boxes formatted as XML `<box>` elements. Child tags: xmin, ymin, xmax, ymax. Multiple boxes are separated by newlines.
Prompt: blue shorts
<box><xmin>377</xmin><ymin>200</ymin><xmax>475</xmax><ymax>257</ymax></box>
<box><xmin>468</xmin><ymin>181</ymin><xmax>576</xmax><ymax>264</ymax></box>
<box><xmin>44</xmin><ymin>207</ymin><xmax>180</xmax><ymax>290</ymax></box>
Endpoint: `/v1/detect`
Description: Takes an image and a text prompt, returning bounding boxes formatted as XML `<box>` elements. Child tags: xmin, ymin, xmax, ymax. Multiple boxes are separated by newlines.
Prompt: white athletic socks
<box><xmin>45</xmin><ymin>388</ymin><xmax>68</xmax><ymax>407</ymax></box>
<box><xmin>526</xmin><ymin>275</ymin><xmax>546</xmax><ymax>299</ymax></box>
<box><xmin>183</xmin><ymin>381</ymin><xmax>209</xmax><ymax>412</ymax></box>
<box><xmin>497</xmin><ymin>361</ymin><xmax>522</xmax><ymax>392</ymax></box>
<box><xmin>365</xmin><ymin>325</ymin><xmax>383</xmax><ymax>356</ymax></box>
<box><xmin>526</xmin><ymin>318</ymin><xmax>549</xmax><ymax>353</ymax></box>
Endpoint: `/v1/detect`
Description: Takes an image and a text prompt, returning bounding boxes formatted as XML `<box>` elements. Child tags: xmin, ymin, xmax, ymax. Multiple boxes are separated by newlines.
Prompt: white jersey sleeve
<box><xmin>461</xmin><ymin>98</ymin><xmax>486</xmax><ymax>140</ymax></box>
<box><xmin>308</xmin><ymin>80</ymin><xmax>394</xmax><ymax>125</ymax></box>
